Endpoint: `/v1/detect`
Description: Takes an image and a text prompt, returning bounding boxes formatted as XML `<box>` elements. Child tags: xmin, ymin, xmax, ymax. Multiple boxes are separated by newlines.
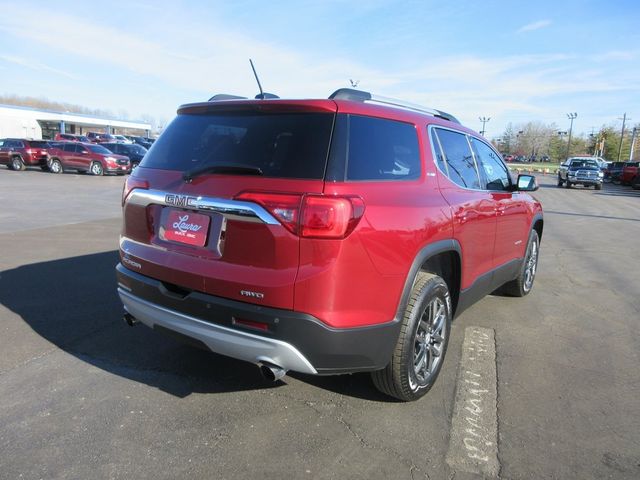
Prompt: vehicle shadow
<box><xmin>0</xmin><ymin>251</ymin><xmax>383</xmax><ymax>400</ymax></box>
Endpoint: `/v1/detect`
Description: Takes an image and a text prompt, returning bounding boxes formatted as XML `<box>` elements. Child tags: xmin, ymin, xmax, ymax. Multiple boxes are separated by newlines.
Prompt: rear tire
<box><xmin>11</xmin><ymin>156</ymin><xmax>25</xmax><ymax>171</ymax></box>
<box><xmin>49</xmin><ymin>158</ymin><xmax>63</xmax><ymax>174</ymax></box>
<box><xmin>371</xmin><ymin>272</ymin><xmax>451</xmax><ymax>401</ymax></box>
<box><xmin>500</xmin><ymin>230</ymin><xmax>539</xmax><ymax>297</ymax></box>
<box><xmin>632</xmin><ymin>176</ymin><xmax>640</xmax><ymax>190</ymax></box>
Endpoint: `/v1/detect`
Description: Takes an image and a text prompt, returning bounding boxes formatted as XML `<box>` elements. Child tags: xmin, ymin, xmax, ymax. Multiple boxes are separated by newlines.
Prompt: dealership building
<box><xmin>0</xmin><ymin>104</ymin><xmax>152</xmax><ymax>140</ymax></box>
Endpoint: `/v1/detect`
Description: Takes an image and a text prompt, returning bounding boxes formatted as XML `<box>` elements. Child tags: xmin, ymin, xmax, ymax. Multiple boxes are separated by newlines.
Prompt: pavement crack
<box><xmin>0</xmin><ymin>346</ymin><xmax>58</xmax><ymax>376</ymax></box>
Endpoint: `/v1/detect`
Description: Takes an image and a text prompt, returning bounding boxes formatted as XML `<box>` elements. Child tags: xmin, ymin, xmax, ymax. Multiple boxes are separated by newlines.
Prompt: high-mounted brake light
<box><xmin>122</xmin><ymin>176</ymin><xmax>149</xmax><ymax>206</ymax></box>
<box><xmin>234</xmin><ymin>192</ymin><xmax>365</xmax><ymax>239</ymax></box>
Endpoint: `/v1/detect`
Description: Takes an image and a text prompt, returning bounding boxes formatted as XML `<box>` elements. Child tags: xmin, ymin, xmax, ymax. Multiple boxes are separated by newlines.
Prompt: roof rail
<box><xmin>208</xmin><ymin>94</ymin><xmax>248</xmax><ymax>101</ymax></box>
<box><xmin>329</xmin><ymin>88</ymin><xmax>460</xmax><ymax>124</ymax></box>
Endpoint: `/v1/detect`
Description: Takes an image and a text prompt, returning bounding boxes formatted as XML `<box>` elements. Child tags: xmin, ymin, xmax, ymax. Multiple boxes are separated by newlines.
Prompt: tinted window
<box><xmin>75</xmin><ymin>144</ymin><xmax>87</xmax><ymax>153</ymax></box>
<box><xmin>471</xmin><ymin>138</ymin><xmax>510</xmax><ymax>190</ymax></box>
<box><xmin>88</xmin><ymin>144</ymin><xmax>112</xmax><ymax>154</ymax></box>
<box><xmin>30</xmin><ymin>141</ymin><xmax>50</xmax><ymax>148</ymax></box>
<box><xmin>434</xmin><ymin>128</ymin><xmax>481</xmax><ymax>189</ymax></box>
<box><xmin>140</xmin><ymin>112</ymin><xmax>334</xmax><ymax>179</ymax></box>
<box><xmin>343</xmin><ymin>115</ymin><xmax>420</xmax><ymax>181</ymax></box>
<box><xmin>63</xmin><ymin>143</ymin><xmax>75</xmax><ymax>152</ymax></box>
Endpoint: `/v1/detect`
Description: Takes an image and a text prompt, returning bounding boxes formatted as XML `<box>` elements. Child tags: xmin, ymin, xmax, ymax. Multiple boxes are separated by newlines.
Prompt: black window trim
<box><xmin>429</xmin><ymin>125</ymin><xmax>483</xmax><ymax>191</ymax></box>
<box><xmin>469</xmin><ymin>136</ymin><xmax>513</xmax><ymax>192</ymax></box>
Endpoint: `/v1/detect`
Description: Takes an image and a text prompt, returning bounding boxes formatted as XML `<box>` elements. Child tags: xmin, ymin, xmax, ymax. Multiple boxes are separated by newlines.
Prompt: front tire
<box><xmin>594</xmin><ymin>183</ymin><xmax>602</xmax><ymax>190</ymax></box>
<box><xmin>557</xmin><ymin>175</ymin><xmax>564</xmax><ymax>187</ymax></box>
<box><xmin>371</xmin><ymin>272</ymin><xmax>451</xmax><ymax>401</ymax></box>
<box><xmin>49</xmin><ymin>158</ymin><xmax>63</xmax><ymax>174</ymax></box>
<box><xmin>90</xmin><ymin>161</ymin><xmax>104</xmax><ymax>176</ymax></box>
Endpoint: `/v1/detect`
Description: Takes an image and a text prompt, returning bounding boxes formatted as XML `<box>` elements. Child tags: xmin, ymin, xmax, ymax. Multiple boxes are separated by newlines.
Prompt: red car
<box><xmin>47</xmin><ymin>142</ymin><xmax>130</xmax><ymax>175</ymax></box>
<box><xmin>620</xmin><ymin>162</ymin><xmax>639</xmax><ymax>186</ymax></box>
<box><xmin>54</xmin><ymin>133</ymin><xmax>91</xmax><ymax>142</ymax></box>
<box><xmin>0</xmin><ymin>138</ymin><xmax>51</xmax><ymax>171</ymax></box>
<box><xmin>117</xmin><ymin>88</ymin><xmax>543</xmax><ymax>401</ymax></box>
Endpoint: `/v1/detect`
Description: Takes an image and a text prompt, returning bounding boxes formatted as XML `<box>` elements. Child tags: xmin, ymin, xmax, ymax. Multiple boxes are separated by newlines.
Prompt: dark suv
<box><xmin>101</xmin><ymin>142</ymin><xmax>148</xmax><ymax>169</ymax></box>
<box><xmin>0</xmin><ymin>138</ymin><xmax>51</xmax><ymax>171</ymax></box>
<box><xmin>117</xmin><ymin>89</ymin><xmax>543</xmax><ymax>401</ymax></box>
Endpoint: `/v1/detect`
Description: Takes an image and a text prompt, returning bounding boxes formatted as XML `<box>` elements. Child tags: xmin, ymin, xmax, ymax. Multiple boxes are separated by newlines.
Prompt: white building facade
<box><xmin>0</xmin><ymin>104</ymin><xmax>152</xmax><ymax>140</ymax></box>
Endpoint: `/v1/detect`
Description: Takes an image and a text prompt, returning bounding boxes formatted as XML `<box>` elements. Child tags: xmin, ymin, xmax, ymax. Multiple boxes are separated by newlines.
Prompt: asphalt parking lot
<box><xmin>1</xmin><ymin>169</ymin><xmax>639</xmax><ymax>479</ymax></box>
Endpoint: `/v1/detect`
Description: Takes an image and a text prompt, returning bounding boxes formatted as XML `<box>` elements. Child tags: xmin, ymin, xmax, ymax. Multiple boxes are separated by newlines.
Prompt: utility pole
<box><xmin>617</xmin><ymin>113</ymin><xmax>628</xmax><ymax>162</ymax></box>
<box><xmin>565</xmin><ymin>113</ymin><xmax>577</xmax><ymax>160</ymax></box>
<box><xmin>479</xmin><ymin>116</ymin><xmax>490</xmax><ymax>136</ymax></box>
<box><xmin>630</xmin><ymin>127</ymin><xmax>638</xmax><ymax>161</ymax></box>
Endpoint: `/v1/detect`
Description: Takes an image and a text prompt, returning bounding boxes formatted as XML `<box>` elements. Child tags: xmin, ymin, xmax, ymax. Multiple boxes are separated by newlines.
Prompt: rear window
<box><xmin>30</xmin><ymin>141</ymin><xmax>50</xmax><ymax>148</ymax></box>
<box><xmin>140</xmin><ymin>112</ymin><xmax>334</xmax><ymax>179</ymax></box>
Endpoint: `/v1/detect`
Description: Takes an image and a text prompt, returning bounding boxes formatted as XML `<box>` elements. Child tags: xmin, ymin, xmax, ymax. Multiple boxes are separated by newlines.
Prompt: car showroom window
<box><xmin>471</xmin><ymin>138</ymin><xmax>511</xmax><ymax>191</ymax></box>
<box><xmin>433</xmin><ymin>128</ymin><xmax>481</xmax><ymax>189</ymax></box>
<box><xmin>345</xmin><ymin>115</ymin><xmax>420</xmax><ymax>181</ymax></box>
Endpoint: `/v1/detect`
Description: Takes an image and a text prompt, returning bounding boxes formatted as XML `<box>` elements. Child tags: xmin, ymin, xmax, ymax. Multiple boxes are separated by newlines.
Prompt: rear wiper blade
<box><xmin>183</xmin><ymin>163</ymin><xmax>263</xmax><ymax>182</ymax></box>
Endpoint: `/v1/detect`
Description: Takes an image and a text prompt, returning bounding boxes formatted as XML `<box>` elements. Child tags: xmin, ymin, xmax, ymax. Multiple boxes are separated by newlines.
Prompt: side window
<box><xmin>74</xmin><ymin>144</ymin><xmax>86</xmax><ymax>153</ymax></box>
<box><xmin>345</xmin><ymin>115</ymin><xmax>421</xmax><ymax>181</ymax></box>
<box><xmin>433</xmin><ymin>128</ymin><xmax>481</xmax><ymax>189</ymax></box>
<box><xmin>63</xmin><ymin>143</ymin><xmax>75</xmax><ymax>152</ymax></box>
<box><xmin>471</xmin><ymin>138</ymin><xmax>511</xmax><ymax>191</ymax></box>
<box><xmin>15</xmin><ymin>141</ymin><xmax>25</xmax><ymax>148</ymax></box>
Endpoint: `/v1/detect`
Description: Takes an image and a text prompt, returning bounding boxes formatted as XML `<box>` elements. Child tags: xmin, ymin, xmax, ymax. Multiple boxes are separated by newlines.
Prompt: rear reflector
<box><xmin>232</xmin><ymin>317</ymin><xmax>270</xmax><ymax>332</ymax></box>
<box><xmin>235</xmin><ymin>191</ymin><xmax>365</xmax><ymax>239</ymax></box>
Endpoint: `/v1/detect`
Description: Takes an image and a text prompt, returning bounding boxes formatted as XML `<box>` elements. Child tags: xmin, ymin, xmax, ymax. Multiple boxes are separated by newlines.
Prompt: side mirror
<box><xmin>517</xmin><ymin>174</ymin><xmax>538</xmax><ymax>191</ymax></box>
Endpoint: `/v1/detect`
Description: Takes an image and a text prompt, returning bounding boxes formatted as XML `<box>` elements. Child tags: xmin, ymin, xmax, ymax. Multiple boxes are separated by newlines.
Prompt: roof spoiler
<box><xmin>208</xmin><ymin>93</ymin><xmax>281</xmax><ymax>101</ymax></box>
<box><xmin>329</xmin><ymin>88</ymin><xmax>460</xmax><ymax>124</ymax></box>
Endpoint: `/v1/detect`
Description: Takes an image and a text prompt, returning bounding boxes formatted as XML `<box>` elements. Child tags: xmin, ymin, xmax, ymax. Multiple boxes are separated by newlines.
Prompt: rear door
<box><xmin>122</xmin><ymin>102</ymin><xmax>337</xmax><ymax>309</ymax></box>
<box><xmin>61</xmin><ymin>143</ymin><xmax>77</xmax><ymax>168</ymax></box>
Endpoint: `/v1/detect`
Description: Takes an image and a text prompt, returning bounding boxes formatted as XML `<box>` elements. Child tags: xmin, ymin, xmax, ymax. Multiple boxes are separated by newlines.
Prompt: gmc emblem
<box><xmin>165</xmin><ymin>194</ymin><xmax>198</xmax><ymax>208</ymax></box>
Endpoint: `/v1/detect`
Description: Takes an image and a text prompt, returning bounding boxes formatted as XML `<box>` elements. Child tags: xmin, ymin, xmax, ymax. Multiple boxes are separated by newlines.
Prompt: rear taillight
<box><xmin>122</xmin><ymin>176</ymin><xmax>149</xmax><ymax>206</ymax></box>
<box><xmin>235</xmin><ymin>192</ymin><xmax>365</xmax><ymax>239</ymax></box>
<box><xmin>25</xmin><ymin>149</ymin><xmax>33</xmax><ymax>154</ymax></box>
<box><xmin>235</xmin><ymin>192</ymin><xmax>302</xmax><ymax>234</ymax></box>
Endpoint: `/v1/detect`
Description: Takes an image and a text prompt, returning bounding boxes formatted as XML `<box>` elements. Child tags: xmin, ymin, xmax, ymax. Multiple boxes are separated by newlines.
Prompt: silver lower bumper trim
<box><xmin>118</xmin><ymin>289</ymin><xmax>317</xmax><ymax>375</ymax></box>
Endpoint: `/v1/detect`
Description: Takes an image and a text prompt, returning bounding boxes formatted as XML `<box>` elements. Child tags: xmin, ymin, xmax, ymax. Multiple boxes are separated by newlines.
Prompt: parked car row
<box><xmin>0</xmin><ymin>137</ymin><xmax>149</xmax><ymax>175</ymax></box>
<box><xmin>54</xmin><ymin>132</ymin><xmax>155</xmax><ymax>148</ymax></box>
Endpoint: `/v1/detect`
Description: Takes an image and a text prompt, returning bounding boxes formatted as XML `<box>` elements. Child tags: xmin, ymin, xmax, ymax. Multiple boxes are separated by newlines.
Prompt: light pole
<box><xmin>565</xmin><ymin>113</ymin><xmax>577</xmax><ymax>160</ymax></box>
<box><xmin>617</xmin><ymin>113</ymin><xmax>629</xmax><ymax>162</ymax></box>
<box><xmin>479</xmin><ymin>117</ymin><xmax>490</xmax><ymax>136</ymax></box>
<box><xmin>630</xmin><ymin>127</ymin><xmax>638</xmax><ymax>161</ymax></box>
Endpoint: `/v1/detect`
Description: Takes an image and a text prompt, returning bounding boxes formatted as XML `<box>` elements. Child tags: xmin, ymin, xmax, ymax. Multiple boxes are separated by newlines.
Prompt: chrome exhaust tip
<box><xmin>258</xmin><ymin>362</ymin><xmax>287</xmax><ymax>382</ymax></box>
<box><xmin>123</xmin><ymin>312</ymin><xmax>139</xmax><ymax>327</ymax></box>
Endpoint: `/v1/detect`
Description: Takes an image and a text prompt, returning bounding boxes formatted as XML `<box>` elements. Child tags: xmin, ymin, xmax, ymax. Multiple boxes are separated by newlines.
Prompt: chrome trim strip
<box><xmin>126</xmin><ymin>189</ymin><xmax>279</xmax><ymax>225</ymax></box>
<box><xmin>118</xmin><ymin>289</ymin><xmax>317</xmax><ymax>375</ymax></box>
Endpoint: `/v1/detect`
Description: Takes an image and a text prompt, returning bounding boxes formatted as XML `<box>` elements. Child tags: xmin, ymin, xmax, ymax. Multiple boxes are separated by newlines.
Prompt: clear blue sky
<box><xmin>0</xmin><ymin>0</ymin><xmax>638</xmax><ymax>137</ymax></box>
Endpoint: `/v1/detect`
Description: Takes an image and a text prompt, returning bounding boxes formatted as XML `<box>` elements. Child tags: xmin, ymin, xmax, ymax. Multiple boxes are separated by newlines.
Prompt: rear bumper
<box><xmin>116</xmin><ymin>263</ymin><xmax>400</xmax><ymax>375</ymax></box>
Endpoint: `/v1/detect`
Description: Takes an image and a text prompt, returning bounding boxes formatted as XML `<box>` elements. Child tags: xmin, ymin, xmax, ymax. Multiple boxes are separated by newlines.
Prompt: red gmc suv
<box><xmin>117</xmin><ymin>89</ymin><xmax>543</xmax><ymax>401</ymax></box>
<box><xmin>47</xmin><ymin>142</ymin><xmax>130</xmax><ymax>175</ymax></box>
